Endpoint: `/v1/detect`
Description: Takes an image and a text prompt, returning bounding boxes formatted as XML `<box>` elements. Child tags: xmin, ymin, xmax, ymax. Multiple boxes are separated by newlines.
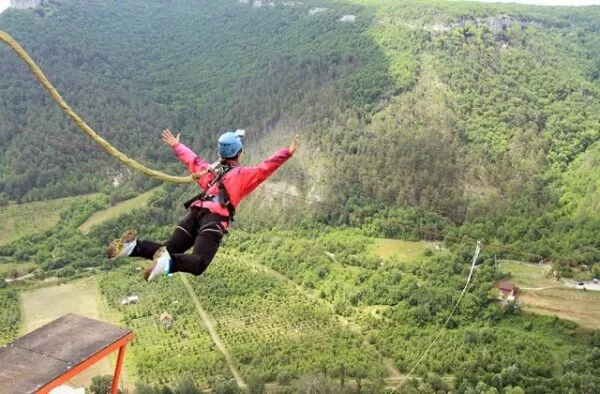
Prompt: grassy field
<box><xmin>78</xmin><ymin>188</ymin><xmax>159</xmax><ymax>234</ymax></box>
<box><xmin>0</xmin><ymin>195</ymin><xmax>93</xmax><ymax>245</ymax></box>
<box><xmin>500</xmin><ymin>261</ymin><xmax>600</xmax><ymax>330</ymax></box>
<box><xmin>371</xmin><ymin>238</ymin><xmax>428</xmax><ymax>261</ymax></box>
<box><xmin>19</xmin><ymin>278</ymin><xmax>113</xmax><ymax>387</ymax></box>
<box><xmin>20</xmin><ymin>278</ymin><xmax>104</xmax><ymax>332</ymax></box>
<box><xmin>499</xmin><ymin>261</ymin><xmax>557</xmax><ymax>288</ymax></box>
<box><xmin>519</xmin><ymin>288</ymin><xmax>600</xmax><ymax>330</ymax></box>
<box><xmin>0</xmin><ymin>261</ymin><xmax>37</xmax><ymax>278</ymax></box>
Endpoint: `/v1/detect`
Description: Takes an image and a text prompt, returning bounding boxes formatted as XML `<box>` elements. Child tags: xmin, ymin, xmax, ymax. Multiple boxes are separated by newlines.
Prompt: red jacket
<box><xmin>173</xmin><ymin>143</ymin><xmax>292</xmax><ymax>227</ymax></box>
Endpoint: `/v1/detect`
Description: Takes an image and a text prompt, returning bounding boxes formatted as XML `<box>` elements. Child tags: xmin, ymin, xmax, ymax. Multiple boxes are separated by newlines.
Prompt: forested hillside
<box><xmin>0</xmin><ymin>0</ymin><xmax>391</xmax><ymax>200</ymax></box>
<box><xmin>2</xmin><ymin>0</ymin><xmax>600</xmax><ymax>263</ymax></box>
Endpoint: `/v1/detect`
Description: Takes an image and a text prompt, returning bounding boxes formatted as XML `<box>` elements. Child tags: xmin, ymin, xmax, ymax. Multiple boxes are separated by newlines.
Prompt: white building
<box><xmin>120</xmin><ymin>295</ymin><xmax>139</xmax><ymax>305</ymax></box>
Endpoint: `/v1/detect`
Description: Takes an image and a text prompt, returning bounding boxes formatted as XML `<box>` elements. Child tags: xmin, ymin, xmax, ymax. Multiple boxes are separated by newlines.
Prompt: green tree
<box><xmin>175</xmin><ymin>377</ymin><xmax>200</xmax><ymax>394</ymax></box>
<box><xmin>211</xmin><ymin>378</ymin><xmax>239</xmax><ymax>394</ymax></box>
<box><xmin>246</xmin><ymin>374</ymin><xmax>265</xmax><ymax>394</ymax></box>
<box><xmin>89</xmin><ymin>375</ymin><xmax>112</xmax><ymax>394</ymax></box>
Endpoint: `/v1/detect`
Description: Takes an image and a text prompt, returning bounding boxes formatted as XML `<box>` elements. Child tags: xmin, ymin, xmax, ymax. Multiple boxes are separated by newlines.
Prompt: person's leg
<box><xmin>129</xmin><ymin>240</ymin><xmax>162</xmax><ymax>260</ymax></box>
<box><xmin>129</xmin><ymin>208</ymin><xmax>200</xmax><ymax>260</ymax></box>
<box><xmin>133</xmin><ymin>227</ymin><xmax>196</xmax><ymax>260</ymax></box>
<box><xmin>169</xmin><ymin>213</ymin><xmax>224</xmax><ymax>276</ymax></box>
<box><xmin>164</xmin><ymin>208</ymin><xmax>200</xmax><ymax>255</ymax></box>
<box><xmin>169</xmin><ymin>230</ymin><xmax>222</xmax><ymax>276</ymax></box>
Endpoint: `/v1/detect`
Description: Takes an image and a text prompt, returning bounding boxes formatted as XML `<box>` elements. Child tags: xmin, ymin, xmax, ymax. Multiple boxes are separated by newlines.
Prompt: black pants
<box><xmin>131</xmin><ymin>207</ymin><xmax>225</xmax><ymax>276</ymax></box>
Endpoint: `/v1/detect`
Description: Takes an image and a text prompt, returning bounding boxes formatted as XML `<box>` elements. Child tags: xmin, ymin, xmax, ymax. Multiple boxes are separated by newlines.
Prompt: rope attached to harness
<box><xmin>0</xmin><ymin>31</ymin><xmax>195</xmax><ymax>184</ymax></box>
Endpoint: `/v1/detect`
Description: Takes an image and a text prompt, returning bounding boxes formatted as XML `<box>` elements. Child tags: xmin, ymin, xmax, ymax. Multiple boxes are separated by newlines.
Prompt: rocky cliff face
<box><xmin>10</xmin><ymin>0</ymin><xmax>44</xmax><ymax>9</ymax></box>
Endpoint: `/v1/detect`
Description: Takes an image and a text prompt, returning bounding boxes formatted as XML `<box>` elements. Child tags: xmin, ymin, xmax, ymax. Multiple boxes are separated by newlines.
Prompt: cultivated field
<box><xmin>19</xmin><ymin>278</ymin><xmax>113</xmax><ymax>387</ymax></box>
<box><xmin>500</xmin><ymin>261</ymin><xmax>600</xmax><ymax>330</ymax></box>
<box><xmin>0</xmin><ymin>195</ymin><xmax>92</xmax><ymax>245</ymax></box>
<box><xmin>100</xmin><ymin>264</ymin><xmax>232</xmax><ymax>388</ymax></box>
<box><xmin>519</xmin><ymin>288</ymin><xmax>600</xmax><ymax>330</ymax></box>
<box><xmin>499</xmin><ymin>261</ymin><xmax>557</xmax><ymax>288</ymax></box>
<box><xmin>100</xmin><ymin>255</ymin><xmax>385</xmax><ymax>388</ymax></box>
<box><xmin>189</xmin><ymin>256</ymin><xmax>385</xmax><ymax>381</ymax></box>
<box><xmin>78</xmin><ymin>188</ymin><xmax>158</xmax><ymax>234</ymax></box>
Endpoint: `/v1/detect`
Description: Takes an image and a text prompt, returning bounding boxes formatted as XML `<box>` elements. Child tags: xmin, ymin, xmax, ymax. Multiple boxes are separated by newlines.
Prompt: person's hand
<box><xmin>289</xmin><ymin>135</ymin><xmax>300</xmax><ymax>155</ymax></box>
<box><xmin>161</xmin><ymin>128</ymin><xmax>180</xmax><ymax>147</ymax></box>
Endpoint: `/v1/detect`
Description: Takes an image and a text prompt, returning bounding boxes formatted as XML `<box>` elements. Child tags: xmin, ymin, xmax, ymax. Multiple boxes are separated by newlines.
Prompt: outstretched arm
<box><xmin>162</xmin><ymin>128</ymin><xmax>209</xmax><ymax>174</ymax></box>
<box><xmin>241</xmin><ymin>135</ymin><xmax>299</xmax><ymax>194</ymax></box>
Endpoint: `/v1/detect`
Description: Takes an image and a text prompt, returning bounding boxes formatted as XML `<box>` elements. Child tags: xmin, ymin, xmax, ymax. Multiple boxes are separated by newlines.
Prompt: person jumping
<box><xmin>107</xmin><ymin>128</ymin><xmax>299</xmax><ymax>281</ymax></box>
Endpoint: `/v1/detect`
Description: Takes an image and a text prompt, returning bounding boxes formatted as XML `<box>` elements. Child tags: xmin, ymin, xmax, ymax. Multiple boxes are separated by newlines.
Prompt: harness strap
<box><xmin>217</xmin><ymin>181</ymin><xmax>236</xmax><ymax>220</ymax></box>
<box><xmin>183</xmin><ymin>164</ymin><xmax>236</xmax><ymax>222</ymax></box>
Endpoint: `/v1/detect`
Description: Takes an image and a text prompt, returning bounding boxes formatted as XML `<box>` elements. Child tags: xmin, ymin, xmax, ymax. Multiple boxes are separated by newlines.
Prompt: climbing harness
<box><xmin>183</xmin><ymin>162</ymin><xmax>237</xmax><ymax>221</ymax></box>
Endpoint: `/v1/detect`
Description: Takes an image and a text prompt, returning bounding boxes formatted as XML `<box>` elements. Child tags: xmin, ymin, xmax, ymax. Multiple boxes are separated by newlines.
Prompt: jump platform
<box><xmin>0</xmin><ymin>313</ymin><xmax>133</xmax><ymax>394</ymax></box>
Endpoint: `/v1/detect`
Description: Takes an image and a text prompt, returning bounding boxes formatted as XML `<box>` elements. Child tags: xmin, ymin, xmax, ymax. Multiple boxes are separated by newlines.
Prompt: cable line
<box><xmin>390</xmin><ymin>241</ymin><xmax>482</xmax><ymax>393</ymax></box>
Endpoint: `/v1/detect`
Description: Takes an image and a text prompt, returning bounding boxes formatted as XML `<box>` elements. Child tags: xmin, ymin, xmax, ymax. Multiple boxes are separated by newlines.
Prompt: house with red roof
<box><xmin>493</xmin><ymin>279</ymin><xmax>519</xmax><ymax>303</ymax></box>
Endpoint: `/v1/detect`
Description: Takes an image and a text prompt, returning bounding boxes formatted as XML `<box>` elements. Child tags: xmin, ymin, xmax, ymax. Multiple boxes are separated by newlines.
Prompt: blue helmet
<box><xmin>217</xmin><ymin>130</ymin><xmax>244</xmax><ymax>159</ymax></box>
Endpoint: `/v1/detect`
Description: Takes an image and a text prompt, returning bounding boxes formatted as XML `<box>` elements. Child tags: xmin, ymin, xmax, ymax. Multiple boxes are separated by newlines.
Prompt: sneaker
<box><xmin>107</xmin><ymin>229</ymin><xmax>138</xmax><ymax>260</ymax></box>
<box><xmin>143</xmin><ymin>247</ymin><xmax>171</xmax><ymax>281</ymax></box>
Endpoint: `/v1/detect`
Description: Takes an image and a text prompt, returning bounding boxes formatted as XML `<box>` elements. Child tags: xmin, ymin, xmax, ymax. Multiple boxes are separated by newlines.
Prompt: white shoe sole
<box><xmin>148</xmin><ymin>249</ymin><xmax>170</xmax><ymax>281</ymax></box>
<box><xmin>110</xmin><ymin>240</ymin><xmax>137</xmax><ymax>261</ymax></box>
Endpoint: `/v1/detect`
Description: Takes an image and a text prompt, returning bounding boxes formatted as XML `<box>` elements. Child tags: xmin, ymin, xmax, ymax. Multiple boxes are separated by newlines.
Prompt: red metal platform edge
<box><xmin>0</xmin><ymin>313</ymin><xmax>134</xmax><ymax>394</ymax></box>
<box><xmin>38</xmin><ymin>330</ymin><xmax>134</xmax><ymax>394</ymax></box>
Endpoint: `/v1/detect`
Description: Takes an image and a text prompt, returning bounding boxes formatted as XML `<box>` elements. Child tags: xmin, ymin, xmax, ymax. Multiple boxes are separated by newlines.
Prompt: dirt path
<box><xmin>4</xmin><ymin>271</ymin><xmax>36</xmax><ymax>283</ymax></box>
<box><xmin>520</xmin><ymin>285</ymin><xmax>561</xmax><ymax>291</ymax></box>
<box><xmin>179</xmin><ymin>275</ymin><xmax>246</xmax><ymax>389</ymax></box>
<box><xmin>383</xmin><ymin>358</ymin><xmax>403</xmax><ymax>379</ymax></box>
